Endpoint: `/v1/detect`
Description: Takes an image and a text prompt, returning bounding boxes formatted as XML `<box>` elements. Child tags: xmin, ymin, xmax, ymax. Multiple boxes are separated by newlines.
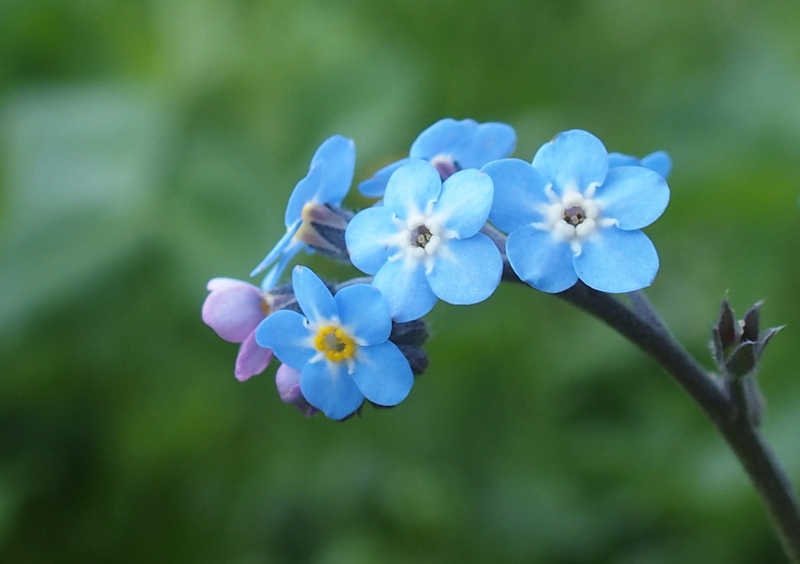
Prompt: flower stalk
<box><xmin>559</xmin><ymin>282</ymin><xmax>800</xmax><ymax>562</ymax></box>
<box><xmin>494</xmin><ymin>226</ymin><xmax>800</xmax><ymax>561</ymax></box>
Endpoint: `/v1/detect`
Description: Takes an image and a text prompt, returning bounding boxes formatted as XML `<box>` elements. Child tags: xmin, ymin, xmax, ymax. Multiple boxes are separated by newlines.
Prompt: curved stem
<box><xmin>626</xmin><ymin>290</ymin><xmax>671</xmax><ymax>338</ymax></box>
<box><xmin>557</xmin><ymin>282</ymin><xmax>800</xmax><ymax>562</ymax></box>
<box><xmin>489</xmin><ymin>224</ymin><xmax>800</xmax><ymax>559</ymax></box>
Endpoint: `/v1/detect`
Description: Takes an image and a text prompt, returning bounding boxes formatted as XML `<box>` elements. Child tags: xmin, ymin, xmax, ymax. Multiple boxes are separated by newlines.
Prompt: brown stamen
<box><xmin>563</xmin><ymin>205</ymin><xmax>587</xmax><ymax>226</ymax></box>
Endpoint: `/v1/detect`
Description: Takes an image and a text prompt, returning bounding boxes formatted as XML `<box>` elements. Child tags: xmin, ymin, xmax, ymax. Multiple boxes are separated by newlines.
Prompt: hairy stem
<box><xmin>557</xmin><ymin>282</ymin><xmax>800</xmax><ymax>562</ymax></box>
<box><xmin>491</xmin><ymin>223</ymin><xmax>800</xmax><ymax>559</ymax></box>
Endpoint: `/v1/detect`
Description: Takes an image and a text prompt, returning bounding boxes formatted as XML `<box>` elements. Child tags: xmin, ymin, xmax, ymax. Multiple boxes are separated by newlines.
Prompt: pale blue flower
<box><xmin>255</xmin><ymin>266</ymin><xmax>414</xmax><ymax>420</ymax></box>
<box><xmin>484</xmin><ymin>130</ymin><xmax>670</xmax><ymax>294</ymax></box>
<box><xmin>250</xmin><ymin>135</ymin><xmax>355</xmax><ymax>289</ymax></box>
<box><xmin>359</xmin><ymin>118</ymin><xmax>515</xmax><ymax>198</ymax></box>
<box><xmin>347</xmin><ymin>159</ymin><xmax>502</xmax><ymax>321</ymax></box>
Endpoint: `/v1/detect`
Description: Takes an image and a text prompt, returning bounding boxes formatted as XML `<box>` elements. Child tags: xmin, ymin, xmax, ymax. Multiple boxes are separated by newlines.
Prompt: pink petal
<box><xmin>202</xmin><ymin>279</ymin><xmax>267</xmax><ymax>342</ymax></box>
<box><xmin>275</xmin><ymin>364</ymin><xmax>303</xmax><ymax>403</ymax></box>
<box><xmin>235</xmin><ymin>331</ymin><xmax>273</xmax><ymax>382</ymax></box>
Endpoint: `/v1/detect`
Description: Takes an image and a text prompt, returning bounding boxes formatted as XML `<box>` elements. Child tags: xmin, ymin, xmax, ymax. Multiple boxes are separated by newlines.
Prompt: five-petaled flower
<box><xmin>358</xmin><ymin>118</ymin><xmax>516</xmax><ymax>198</ymax></box>
<box><xmin>255</xmin><ymin>266</ymin><xmax>414</xmax><ymax>420</ymax></box>
<box><xmin>202</xmin><ymin>278</ymin><xmax>274</xmax><ymax>381</ymax></box>
<box><xmin>484</xmin><ymin>129</ymin><xmax>670</xmax><ymax>294</ymax></box>
<box><xmin>346</xmin><ymin>159</ymin><xmax>503</xmax><ymax>322</ymax></box>
<box><xmin>250</xmin><ymin>135</ymin><xmax>355</xmax><ymax>289</ymax></box>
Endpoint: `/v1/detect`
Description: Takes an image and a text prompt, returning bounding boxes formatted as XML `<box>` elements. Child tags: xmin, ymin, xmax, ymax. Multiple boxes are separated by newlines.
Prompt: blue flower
<box><xmin>608</xmin><ymin>150</ymin><xmax>672</xmax><ymax>179</ymax></box>
<box><xmin>250</xmin><ymin>135</ymin><xmax>355</xmax><ymax>289</ymax></box>
<box><xmin>255</xmin><ymin>266</ymin><xmax>414</xmax><ymax>420</ymax></box>
<box><xmin>359</xmin><ymin>118</ymin><xmax>516</xmax><ymax>198</ymax></box>
<box><xmin>483</xmin><ymin>129</ymin><xmax>670</xmax><ymax>294</ymax></box>
<box><xmin>346</xmin><ymin>159</ymin><xmax>503</xmax><ymax>322</ymax></box>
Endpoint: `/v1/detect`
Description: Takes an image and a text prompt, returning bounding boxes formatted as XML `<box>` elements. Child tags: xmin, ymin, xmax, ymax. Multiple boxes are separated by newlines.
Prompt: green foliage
<box><xmin>2</xmin><ymin>0</ymin><xmax>800</xmax><ymax>562</ymax></box>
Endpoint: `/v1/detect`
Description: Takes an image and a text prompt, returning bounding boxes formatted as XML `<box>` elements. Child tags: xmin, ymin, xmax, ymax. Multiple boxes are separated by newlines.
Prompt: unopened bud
<box><xmin>275</xmin><ymin>364</ymin><xmax>318</xmax><ymax>417</ymax></box>
<box><xmin>398</xmin><ymin>345</ymin><xmax>429</xmax><ymax>376</ymax></box>
<box><xmin>390</xmin><ymin>319</ymin><xmax>429</xmax><ymax>347</ymax></box>
<box><xmin>710</xmin><ymin>298</ymin><xmax>782</xmax><ymax>380</ymax></box>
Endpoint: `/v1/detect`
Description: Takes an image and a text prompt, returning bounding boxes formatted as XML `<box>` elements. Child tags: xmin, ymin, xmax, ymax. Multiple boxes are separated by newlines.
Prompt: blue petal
<box><xmin>608</xmin><ymin>152</ymin><xmax>640</xmax><ymax>168</ymax></box>
<box><xmin>456</xmin><ymin>122</ymin><xmax>517</xmax><ymax>169</ymax></box>
<box><xmin>292</xmin><ymin>266</ymin><xmax>337</xmax><ymax>324</ymax></box>
<box><xmin>373</xmin><ymin>259</ymin><xmax>438</xmax><ymax>322</ymax></box>
<box><xmin>334</xmin><ymin>284</ymin><xmax>392</xmax><ymax>345</ymax></box>
<box><xmin>260</xmin><ymin>241</ymin><xmax>302</xmax><ymax>290</ymax></box>
<box><xmin>483</xmin><ymin>158</ymin><xmax>550</xmax><ymax>233</ymax></box>
<box><xmin>609</xmin><ymin>151</ymin><xmax>673</xmax><ymax>180</ymax></box>
<box><xmin>434</xmin><ymin>169</ymin><xmax>493</xmax><ymax>238</ymax></box>
<box><xmin>300</xmin><ymin>361</ymin><xmax>364</xmax><ymax>420</ymax></box>
<box><xmin>383</xmin><ymin>160</ymin><xmax>442</xmax><ymax>219</ymax></box>
<box><xmin>532</xmin><ymin>130</ymin><xmax>608</xmax><ymax>194</ymax></box>
<box><xmin>312</xmin><ymin>135</ymin><xmax>356</xmax><ymax>205</ymax></box>
<box><xmin>427</xmin><ymin>234</ymin><xmax>502</xmax><ymax>305</ymax></box>
<box><xmin>254</xmin><ymin>309</ymin><xmax>315</xmax><ymax>370</ymax></box>
<box><xmin>345</xmin><ymin>206</ymin><xmax>401</xmax><ymax>275</ymax></box>
<box><xmin>640</xmin><ymin>151</ymin><xmax>672</xmax><ymax>179</ymax></box>
<box><xmin>596</xmin><ymin>166</ymin><xmax>669</xmax><ymax>230</ymax></box>
<box><xmin>358</xmin><ymin>158</ymin><xmax>409</xmax><ymax>198</ymax></box>
<box><xmin>285</xmin><ymin>164</ymin><xmax>323</xmax><ymax>227</ymax></box>
<box><xmin>574</xmin><ymin>227</ymin><xmax>659</xmax><ymax>293</ymax></box>
<box><xmin>409</xmin><ymin>118</ymin><xmax>477</xmax><ymax>160</ymax></box>
<box><xmin>350</xmin><ymin>342</ymin><xmax>413</xmax><ymax>406</ymax></box>
<box><xmin>506</xmin><ymin>226</ymin><xmax>577</xmax><ymax>293</ymax></box>
<box><xmin>250</xmin><ymin>220</ymin><xmax>302</xmax><ymax>277</ymax></box>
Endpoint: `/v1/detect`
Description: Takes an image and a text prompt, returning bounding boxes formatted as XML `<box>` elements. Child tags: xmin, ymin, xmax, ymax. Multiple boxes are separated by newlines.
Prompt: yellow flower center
<box><xmin>313</xmin><ymin>325</ymin><xmax>357</xmax><ymax>363</ymax></box>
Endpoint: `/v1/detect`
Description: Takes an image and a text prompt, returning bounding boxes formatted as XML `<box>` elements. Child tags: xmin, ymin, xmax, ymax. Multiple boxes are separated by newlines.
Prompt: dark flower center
<box><xmin>563</xmin><ymin>205</ymin><xmax>587</xmax><ymax>226</ymax></box>
<box><xmin>411</xmin><ymin>225</ymin><xmax>433</xmax><ymax>248</ymax></box>
<box><xmin>430</xmin><ymin>155</ymin><xmax>461</xmax><ymax>180</ymax></box>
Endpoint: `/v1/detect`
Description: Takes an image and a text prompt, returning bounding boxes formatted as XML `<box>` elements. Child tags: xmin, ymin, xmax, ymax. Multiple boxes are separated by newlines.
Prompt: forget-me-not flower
<box><xmin>255</xmin><ymin>266</ymin><xmax>414</xmax><ymax>420</ymax></box>
<box><xmin>359</xmin><ymin>118</ymin><xmax>516</xmax><ymax>198</ymax></box>
<box><xmin>202</xmin><ymin>278</ymin><xmax>274</xmax><ymax>381</ymax></box>
<box><xmin>250</xmin><ymin>135</ymin><xmax>355</xmax><ymax>289</ymax></box>
<box><xmin>609</xmin><ymin>150</ymin><xmax>672</xmax><ymax>179</ymax></box>
<box><xmin>483</xmin><ymin>129</ymin><xmax>670</xmax><ymax>294</ymax></box>
<box><xmin>346</xmin><ymin>159</ymin><xmax>503</xmax><ymax>322</ymax></box>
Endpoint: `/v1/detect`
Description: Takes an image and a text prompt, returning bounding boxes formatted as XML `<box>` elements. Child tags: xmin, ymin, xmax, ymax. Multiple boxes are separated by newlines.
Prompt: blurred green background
<box><xmin>2</xmin><ymin>0</ymin><xmax>800</xmax><ymax>562</ymax></box>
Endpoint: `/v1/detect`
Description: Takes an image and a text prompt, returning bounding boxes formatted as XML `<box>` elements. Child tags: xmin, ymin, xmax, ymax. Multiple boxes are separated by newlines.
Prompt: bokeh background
<box><xmin>2</xmin><ymin>0</ymin><xmax>800</xmax><ymax>562</ymax></box>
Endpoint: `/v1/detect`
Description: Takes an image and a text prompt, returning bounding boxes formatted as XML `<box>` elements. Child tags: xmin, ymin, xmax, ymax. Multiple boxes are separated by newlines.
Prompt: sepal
<box><xmin>710</xmin><ymin>298</ymin><xmax>782</xmax><ymax>380</ymax></box>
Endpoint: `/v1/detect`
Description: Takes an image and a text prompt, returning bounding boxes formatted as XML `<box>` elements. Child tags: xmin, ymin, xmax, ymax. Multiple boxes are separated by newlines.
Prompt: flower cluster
<box><xmin>202</xmin><ymin>119</ymin><xmax>671</xmax><ymax>420</ymax></box>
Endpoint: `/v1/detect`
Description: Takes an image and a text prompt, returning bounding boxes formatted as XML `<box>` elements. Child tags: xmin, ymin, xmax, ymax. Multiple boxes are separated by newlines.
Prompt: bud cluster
<box><xmin>711</xmin><ymin>299</ymin><xmax>781</xmax><ymax>380</ymax></box>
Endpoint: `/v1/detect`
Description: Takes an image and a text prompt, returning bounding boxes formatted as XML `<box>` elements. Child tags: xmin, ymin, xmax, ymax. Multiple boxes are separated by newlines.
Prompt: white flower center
<box><xmin>533</xmin><ymin>185</ymin><xmax>616</xmax><ymax>254</ymax></box>
<box><xmin>403</xmin><ymin>213</ymin><xmax>444</xmax><ymax>258</ymax></box>
<box><xmin>388</xmin><ymin>203</ymin><xmax>457</xmax><ymax>270</ymax></box>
